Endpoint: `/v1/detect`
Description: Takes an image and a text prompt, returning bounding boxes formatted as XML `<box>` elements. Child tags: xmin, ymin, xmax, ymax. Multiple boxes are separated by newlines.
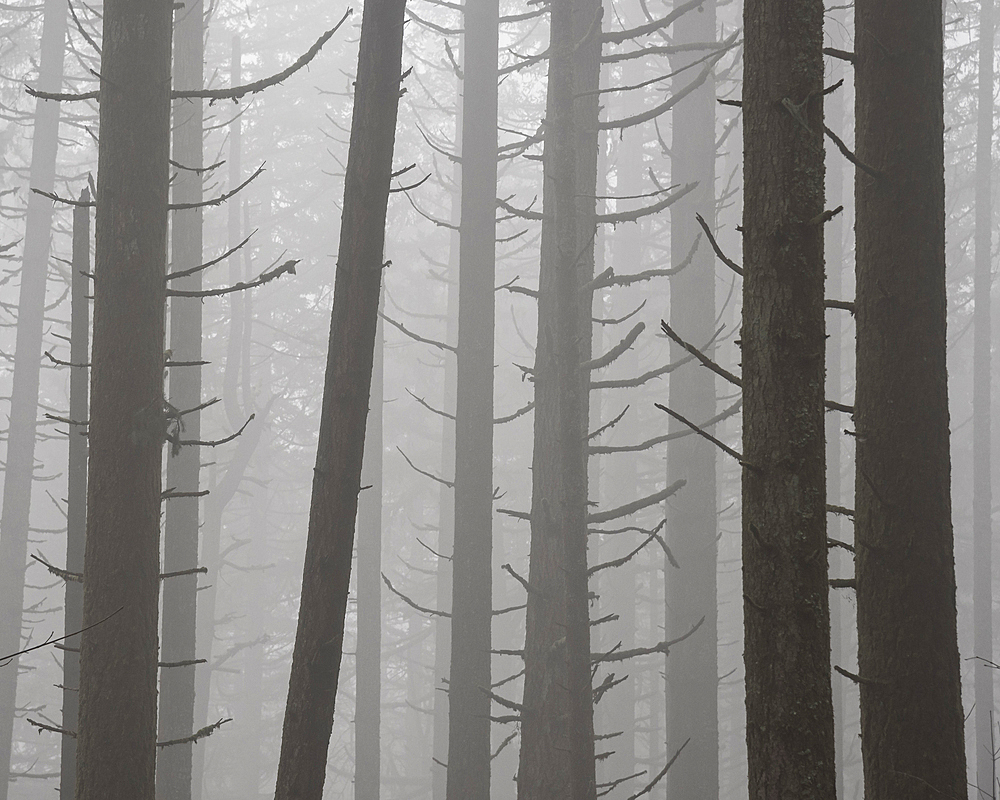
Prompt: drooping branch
<box><xmin>382</xmin><ymin>573</ymin><xmax>451</xmax><ymax>618</ymax></box>
<box><xmin>695</xmin><ymin>212</ymin><xmax>742</xmax><ymax>275</ymax></box>
<box><xmin>659</xmin><ymin>319</ymin><xmax>742</xmax><ymax>386</ymax></box>
<box><xmin>655</xmin><ymin>402</ymin><xmax>756</xmax><ymax>470</ymax></box>
<box><xmin>624</xmin><ymin>739</ymin><xmax>691</xmax><ymax>800</ymax></box>
<box><xmin>166</xmin><ymin>258</ymin><xmax>297</xmax><ymax>298</ymax></box>
<box><xmin>380</xmin><ymin>312</ymin><xmax>456</xmax><ymax>352</ymax></box>
<box><xmin>588</xmin><ymin>480</ymin><xmax>686</xmax><ymax>524</ymax></box>
<box><xmin>397</xmin><ymin>447</ymin><xmax>454</xmax><ymax>488</ymax></box>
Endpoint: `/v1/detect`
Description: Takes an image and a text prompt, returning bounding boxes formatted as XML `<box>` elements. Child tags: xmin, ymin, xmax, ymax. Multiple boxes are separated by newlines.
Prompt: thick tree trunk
<box><xmin>973</xmin><ymin>1</ymin><xmax>995</xmax><ymax>796</ymax></box>
<box><xmin>665</xmin><ymin>2</ymin><xmax>718</xmax><ymax>796</ymax></box>
<box><xmin>445</xmin><ymin>0</ymin><xmax>498</xmax><ymax>791</ymax></box>
<box><xmin>0</xmin><ymin>0</ymin><xmax>68</xmax><ymax>790</ymax></box>
<box><xmin>158</xmin><ymin>0</ymin><xmax>205</xmax><ymax>795</ymax></box>
<box><xmin>60</xmin><ymin>191</ymin><xmax>90</xmax><ymax>800</ymax></box>
<box><xmin>516</xmin><ymin>0</ymin><xmax>600</xmax><ymax>794</ymax></box>
<box><xmin>272</xmin><ymin>0</ymin><xmax>405</xmax><ymax>794</ymax></box>
<box><xmin>854</xmin><ymin>3</ymin><xmax>967</xmax><ymax>798</ymax></box>
<box><xmin>75</xmin><ymin>0</ymin><xmax>172</xmax><ymax>796</ymax></box>
<box><xmin>741</xmin><ymin>1</ymin><xmax>836</xmax><ymax>798</ymax></box>
<box><xmin>355</xmin><ymin>310</ymin><xmax>384</xmax><ymax>799</ymax></box>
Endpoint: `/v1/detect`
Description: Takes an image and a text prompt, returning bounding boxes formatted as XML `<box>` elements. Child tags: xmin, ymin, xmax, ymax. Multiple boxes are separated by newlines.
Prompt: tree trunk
<box><xmin>75</xmin><ymin>0</ymin><xmax>173</xmax><ymax>796</ymax></box>
<box><xmin>272</xmin><ymin>0</ymin><xmax>405</xmax><ymax>794</ymax></box>
<box><xmin>517</xmin><ymin>0</ymin><xmax>600</xmax><ymax>794</ymax></box>
<box><xmin>0</xmin><ymin>0</ymin><xmax>68</xmax><ymax>790</ymax></box>
<box><xmin>158</xmin><ymin>0</ymin><xmax>205</xmax><ymax>794</ymax></box>
<box><xmin>60</xmin><ymin>190</ymin><xmax>90</xmax><ymax>800</ymax></box>
<box><xmin>741</xmin><ymin>0</ymin><xmax>836</xmax><ymax>798</ymax></box>
<box><xmin>854</xmin><ymin>2</ymin><xmax>967</xmax><ymax>798</ymax></box>
<box><xmin>446</xmin><ymin>0</ymin><xmax>498</xmax><ymax>790</ymax></box>
<box><xmin>973</xmin><ymin>1</ymin><xmax>995</xmax><ymax>796</ymax></box>
<box><xmin>665</xmin><ymin>2</ymin><xmax>718</xmax><ymax>795</ymax></box>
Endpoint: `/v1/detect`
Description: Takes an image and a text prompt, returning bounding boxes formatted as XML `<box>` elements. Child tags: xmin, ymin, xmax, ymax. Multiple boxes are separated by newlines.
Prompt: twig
<box><xmin>0</xmin><ymin>606</ymin><xmax>122</xmax><ymax>666</ymax></box>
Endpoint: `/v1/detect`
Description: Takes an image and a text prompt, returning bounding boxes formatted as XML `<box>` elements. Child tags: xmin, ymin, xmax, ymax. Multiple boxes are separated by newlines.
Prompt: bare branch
<box><xmin>382</xmin><ymin>573</ymin><xmax>451</xmax><ymax>617</ymax></box>
<box><xmin>381</xmin><ymin>312</ymin><xmax>456</xmax><ymax>352</ymax></box>
<box><xmin>588</xmin><ymin>480</ymin><xmax>686</xmax><ymax>524</ymax></box>
<box><xmin>695</xmin><ymin>212</ymin><xmax>742</xmax><ymax>275</ymax></box>
<box><xmin>167</xmin><ymin>259</ymin><xmax>297</xmax><ymax>298</ymax></box>
<box><xmin>596</xmin><ymin>182</ymin><xmax>696</xmax><ymax>224</ymax></box>
<box><xmin>584</xmin><ymin>323</ymin><xmax>643</xmax><ymax>370</ymax></box>
<box><xmin>397</xmin><ymin>447</ymin><xmax>454</xmax><ymax>488</ymax></box>
<box><xmin>659</xmin><ymin>320</ymin><xmax>741</xmax><ymax>387</ymax></box>
<box><xmin>156</xmin><ymin>718</ymin><xmax>232</xmax><ymax>748</ymax></box>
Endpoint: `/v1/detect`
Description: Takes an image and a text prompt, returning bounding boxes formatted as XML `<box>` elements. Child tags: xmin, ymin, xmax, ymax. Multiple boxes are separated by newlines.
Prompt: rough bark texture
<box><xmin>60</xmin><ymin>191</ymin><xmax>90</xmax><ymax>800</ymax></box>
<box><xmin>973</xmin><ymin>1</ymin><xmax>994</xmax><ymax>796</ymax></box>
<box><xmin>665</xmin><ymin>2</ymin><xmax>718</xmax><ymax>795</ymax></box>
<box><xmin>272</xmin><ymin>0</ymin><xmax>405</xmax><ymax>794</ymax></box>
<box><xmin>741</xmin><ymin>1</ymin><xmax>836</xmax><ymax>798</ymax></box>
<box><xmin>854</xmin><ymin>3</ymin><xmax>967</xmax><ymax>798</ymax></box>
<box><xmin>516</xmin><ymin>0</ymin><xmax>600</xmax><ymax>793</ymax></box>
<box><xmin>0</xmin><ymin>0</ymin><xmax>68</xmax><ymax>789</ymax></box>
<box><xmin>445</xmin><ymin>0</ymin><xmax>498</xmax><ymax>791</ymax></box>
<box><xmin>75</xmin><ymin>0</ymin><xmax>172</xmax><ymax>796</ymax></box>
<box><xmin>158</xmin><ymin>0</ymin><xmax>206</xmax><ymax>794</ymax></box>
<box><xmin>355</xmin><ymin>311</ymin><xmax>384</xmax><ymax>800</ymax></box>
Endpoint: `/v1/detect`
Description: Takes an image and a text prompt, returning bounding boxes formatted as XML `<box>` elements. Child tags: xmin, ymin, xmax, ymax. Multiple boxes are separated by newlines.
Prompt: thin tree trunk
<box><xmin>517</xmin><ymin>0</ymin><xmax>600</xmax><ymax>793</ymax></box>
<box><xmin>854</xmin><ymin>2</ymin><xmax>967</xmax><ymax>798</ymax></box>
<box><xmin>60</xmin><ymin>190</ymin><xmax>90</xmax><ymax>800</ymax></box>
<box><xmin>75</xmin><ymin>0</ymin><xmax>173</xmax><ymax>795</ymax></box>
<box><xmin>665</xmin><ymin>2</ymin><xmax>718</xmax><ymax>796</ymax></box>
<box><xmin>158</xmin><ymin>0</ymin><xmax>205</xmax><ymax>794</ymax></box>
<box><xmin>272</xmin><ymin>0</ymin><xmax>405</xmax><ymax>793</ymax></box>
<box><xmin>0</xmin><ymin>0</ymin><xmax>68</xmax><ymax>790</ymax></box>
<box><xmin>974</xmin><ymin>1</ymin><xmax>995</xmax><ymax>796</ymax></box>
<box><xmin>446</xmin><ymin>0</ymin><xmax>498</xmax><ymax>790</ymax></box>
<box><xmin>355</xmin><ymin>309</ymin><xmax>384</xmax><ymax>799</ymax></box>
<box><xmin>741</xmin><ymin>0</ymin><xmax>836</xmax><ymax>798</ymax></box>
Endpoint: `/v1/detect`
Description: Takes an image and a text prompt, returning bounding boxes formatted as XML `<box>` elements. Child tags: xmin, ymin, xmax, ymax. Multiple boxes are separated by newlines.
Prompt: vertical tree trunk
<box><xmin>446</xmin><ymin>0</ymin><xmax>498</xmax><ymax>790</ymax></box>
<box><xmin>517</xmin><ymin>0</ymin><xmax>600</xmax><ymax>794</ymax></box>
<box><xmin>60</xmin><ymin>190</ymin><xmax>90</xmax><ymax>800</ymax></box>
<box><xmin>854</xmin><ymin>2</ymin><xmax>967</xmax><ymax>798</ymax></box>
<box><xmin>741</xmin><ymin>0</ymin><xmax>836</xmax><ymax>798</ymax></box>
<box><xmin>272</xmin><ymin>0</ymin><xmax>405</xmax><ymax>794</ymax></box>
<box><xmin>158</xmin><ymin>0</ymin><xmax>205</xmax><ymax>794</ymax></box>
<box><xmin>0</xmin><ymin>0</ymin><xmax>68</xmax><ymax>790</ymax></box>
<box><xmin>75</xmin><ymin>0</ymin><xmax>173</xmax><ymax>795</ymax></box>
<box><xmin>665</xmin><ymin>2</ymin><xmax>718</xmax><ymax>796</ymax></box>
<box><xmin>974</xmin><ymin>1</ymin><xmax>995</xmax><ymax>796</ymax></box>
<box><xmin>355</xmin><ymin>309</ymin><xmax>384</xmax><ymax>799</ymax></box>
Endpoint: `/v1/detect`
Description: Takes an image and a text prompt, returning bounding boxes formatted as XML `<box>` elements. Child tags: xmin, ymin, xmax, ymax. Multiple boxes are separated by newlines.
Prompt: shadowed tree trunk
<box><xmin>158</xmin><ymin>0</ymin><xmax>205</xmax><ymax>794</ymax></box>
<box><xmin>665</xmin><ymin>2</ymin><xmax>718</xmax><ymax>795</ymax></box>
<box><xmin>60</xmin><ymin>190</ymin><xmax>90</xmax><ymax>800</ymax></box>
<box><xmin>854</xmin><ymin>2</ymin><xmax>967</xmax><ymax>798</ymax></box>
<box><xmin>0</xmin><ymin>0</ymin><xmax>68</xmax><ymax>790</ymax></box>
<box><xmin>272</xmin><ymin>0</ymin><xmax>405</xmax><ymax>794</ymax></box>
<box><xmin>445</xmin><ymin>0</ymin><xmax>498</xmax><ymax>789</ymax></box>
<box><xmin>741</xmin><ymin>0</ymin><xmax>836</xmax><ymax>798</ymax></box>
<box><xmin>517</xmin><ymin>0</ymin><xmax>600</xmax><ymax>793</ymax></box>
<box><xmin>75</xmin><ymin>0</ymin><xmax>173</xmax><ymax>796</ymax></box>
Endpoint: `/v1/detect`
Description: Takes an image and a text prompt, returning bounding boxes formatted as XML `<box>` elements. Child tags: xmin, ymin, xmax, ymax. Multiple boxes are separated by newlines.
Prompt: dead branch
<box><xmin>43</xmin><ymin>352</ymin><xmax>89</xmax><ymax>368</ymax></box>
<box><xmin>659</xmin><ymin>319</ymin><xmax>741</xmax><ymax>387</ymax></box>
<box><xmin>382</xmin><ymin>573</ymin><xmax>451</xmax><ymax>617</ymax></box>
<box><xmin>495</xmin><ymin>400</ymin><xmax>534</xmax><ymax>425</ymax></box>
<box><xmin>170</xmin><ymin>164</ymin><xmax>264</xmax><ymax>210</ymax></box>
<box><xmin>501</xmin><ymin>562</ymin><xmax>547</xmax><ymax>597</ymax></box>
<box><xmin>595</xmin><ymin>299</ymin><xmax>646</xmax><ymax>326</ymax></box>
<box><xmin>590</xmin><ymin>399</ymin><xmax>741</xmax><ymax>455</ymax></box>
<box><xmin>588</xmin><ymin>532</ymin><xmax>658</xmax><ymax>576</ymax></box>
<box><xmin>484</xmin><ymin>688</ymin><xmax>522</xmax><ymax>711</ymax></box>
<box><xmin>584</xmin><ymin>323</ymin><xmax>643</xmax><ymax>370</ymax></box>
<box><xmin>27</xmin><ymin>718</ymin><xmax>75</xmax><ymax>737</ymax></box>
<box><xmin>830</xmin><ymin>578</ymin><xmax>856</xmax><ymax>589</ymax></box>
<box><xmin>826</xmin><ymin>298</ymin><xmax>855</xmax><ymax>314</ymax></box>
<box><xmin>594</xmin><ymin>617</ymin><xmax>704</xmax><ymax>662</ymax></box>
<box><xmin>492</xmin><ymin>731</ymin><xmax>517</xmax><ymax>761</ymax></box>
<box><xmin>0</xmin><ymin>606</ymin><xmax>122</xmax><ymax>666</ymax></box>
<box><xmin>497</xmin><ymin>197</ymin><xmax>544</xmax><ymax>221</ymax></box>
<box><xmin>626</xmin><ymin>739</ymin><xmax>690</xmax><ymax>800</ymax></box>
<box><xmin>824</xmin><ymin>47</ymin><xmax>855</xmax><ymax>63</ymax></box>
<box><xmin>159</xmin><ymin>567</ymin><xmax>207</xmax><ymax>580</ymax></box>
<box><xmin>161</xmin><ymin>488</ymin><xmax>211</xmax><ymax>500</ymax></box>
<box><xmin>30</xmin><ymin>554</ymin><xmax>82</xmax><ymax>582</ymax></box>
<box><xmin>156</xmin><ymin>718</ymin><xmax>231</xmax><ymax>748</ymax></box>
<box><xmin>406</xmin><ymin>388</ymin><xmax>455</xmax><ymax>420</ymax></box>
<box><xmin>588</xmin><ymin>479</ymin><xmax>686</xmax><ymax>524</ymax></box>
<box><xmin>381</xmin><ymin>312</ymin><xmax>456</xmax><ymax>352</ymax></box>
<box><xmin>159</xmin><ymin>658</ymin><xmax>207</xmax><ymax>668</ymax></box>
<box><xmin>397</xmin><ymin>447</ymin><xmax>454</xmax><ymax>488</ymax></box>
<box><xmin>167</xmin><ymin>258</ymin><xmax>297</xmax><ymax>298</ymax></box>
<box><xmin>695</xmin><ymin>212</ymin><xmax>742</xmax><ymax>275</ymax></box>
<box><xmin>168</xmin><ymin>414</ymin><xmax>255</xmax><ymax>451</ymax></box>
<box><xmin>824</xmin><ymin>124</ymin><xmax>882</xmax><ymax>180</ymax></box>
<box><xmin>596</xmin><ymin>182</ymin><xmax>697</xmax><ymax>224</ymax></box>
<box><xmin>655</xmin><ymin>403</ymin><xmax>756</xmax><ymax>470</ymax></box>
<box><xmin>591</xmin><ymin>352</ymin><xmax>697</xmax><ymax>390</ymax></box>
<box><xmin>827</xmin><ymin>504</ymin><xmax>854</xmax><ymax>518</ymax></box>
<box><xmin>593</xmin><ymin>673</ymin><xmax>627</xmax><ymax>704</ymax></box>
<box><xmin>601</xmin><ymin>0</ymin><xmax>700</xmax><ymax>44</ymax></box>
<box><xmin>166</xmin><ymin>231</ymin><xmax>255</xmax><ymax>282</ymax></box>
<box><xmin>588</xmin><ymin>405</ymin><xmax>629</xmax><ymax>440</ymax></box>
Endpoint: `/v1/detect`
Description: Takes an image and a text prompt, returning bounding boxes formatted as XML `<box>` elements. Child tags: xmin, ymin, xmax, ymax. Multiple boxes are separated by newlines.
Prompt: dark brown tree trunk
<box><xmin>75</xmin><ymin>0</ymin><xmax>173</xmax><ymax>796</ymax></box>
<box><xmin>517</xmin><ymin>0</ymin><xmax>600</xmax><ymax>793</ymax></box>
<box><xmin>60</xmin><ymin>190</ymin><xmax>90</xmax><ymax>800</ymax></box>
<box><xmin>445</xmin><ymin>0</ymin><xmax>498</xmax><ymax>790</ymax></box>
<box><xmin>741</xmin><ymin>0</ymin><xmax>836</xmax><ymax>798</ymax></box>
<box><xmin>158</xmin><ymin>0</ymin><xmax>205</xmax><ymax>794</ymax></box>
<box><xmin>854</xmin><ymin>3</ymin><xmax>967</xmax><ymax>798</ymax></box>
<box><xmin>272</xmin><ymin>0</ymin><xmax>405</xmax><ymax>794</ymax></box>
<box><xmin>665</xmin><ymin>2</ymin><xmax>718</xmax><ymax>795</ymax></box>
<box><xmin>973</xmin><ymin>1</ymin><xmax>994</xmax><ymax>796</ymax></box>
<box><xmin>0</xmin><ymin>0</ymin><xmax>68</xmax><ymax>789</ymax></box>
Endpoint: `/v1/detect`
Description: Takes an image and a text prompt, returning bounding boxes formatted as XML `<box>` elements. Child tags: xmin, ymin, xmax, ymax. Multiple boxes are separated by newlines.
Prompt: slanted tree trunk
<box><xmin>60</xmin><ymin>190</ymin><xmax>90</xmax><ymax>800</ymax></box>
<box><xmin>973</xmin><ymin>1</ymin><xmax>994</xmax><ymax>796</ymax></box>
<box><xmin>741</xmin><ymin>0</ymin><xmax>836</xmax><ymax>798</ymax></box>
<box><xmin>75</xmin><ymin>0</ymin><xmax>173</xmax><ymax>795</ymax></box>
<box><xmin>446</xmin><ymin>0</ymin><xmax>498</xmax><ymax>790</ymax></box>
<box><xmin>272</xmin><ymin>0</ymin><xmax>405</xmax><ymax>794</ymax></box>
<box><xmin>854</xmin><ymin>2</ymin><xmax>967</xmax><ymax>797</ymax></box>
<box><xmin>355</xmin><ymin>309</ymin><xmax>384</xmax><ymax>799</ymax></box>
<box><xmin>665</xmin><ymin>2</ymin><xmax>718</xmax><ymax>795</ymax></box>
<box><xmin>517</xmin><ymin>0</ymin><xmax>600</xmax><ymax>793</ymax></box>
<box><xmin>158</xmin><ymin>0</ymin><xmax>205</xmax><ymax>794</ymax></box>
<box><xmin>0</xmin><ymin>0</ymin><xmax>68</xmax><ymax>790</ymax></box>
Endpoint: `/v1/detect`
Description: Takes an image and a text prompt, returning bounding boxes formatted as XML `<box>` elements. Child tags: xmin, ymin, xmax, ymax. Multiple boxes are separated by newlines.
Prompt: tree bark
<box><xmin>0</xmin><ymin>0</ymin><xmax>68</xmax><ymax>790</ymax></box>
<box><xmin>445</xmin><ymin>0</ymin><xmax>498</xmax><ymax>790</ymax></box>
<box><xmin>272</xmin><ymin>0</ymin><xmax>405</xmax><ymax>794</ymax></box>
<box><xmin>741</xmin><ymin>0</ymin><xmax>836</xmax><ymax>798</ymax></box>
<box><xmin>854</xmin><ymin>2</ymin><xmax>967</xmax><ymax>798</ymax></box>
<box><xmin>75</xmin><ymin>0</ymin><xmax>173</xmax><ymax>796</ymax></box>
<box><xmin>158</xmin><ymin>0</ymin><xmax>206</xmax><ymax>794</ymax></box>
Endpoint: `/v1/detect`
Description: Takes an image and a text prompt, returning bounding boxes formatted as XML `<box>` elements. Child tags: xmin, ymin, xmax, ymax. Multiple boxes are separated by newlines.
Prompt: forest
<box><xmin>0</xmin><ymin>0</ymin><xmax>991</xmax><ymax>798</ymax></box>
